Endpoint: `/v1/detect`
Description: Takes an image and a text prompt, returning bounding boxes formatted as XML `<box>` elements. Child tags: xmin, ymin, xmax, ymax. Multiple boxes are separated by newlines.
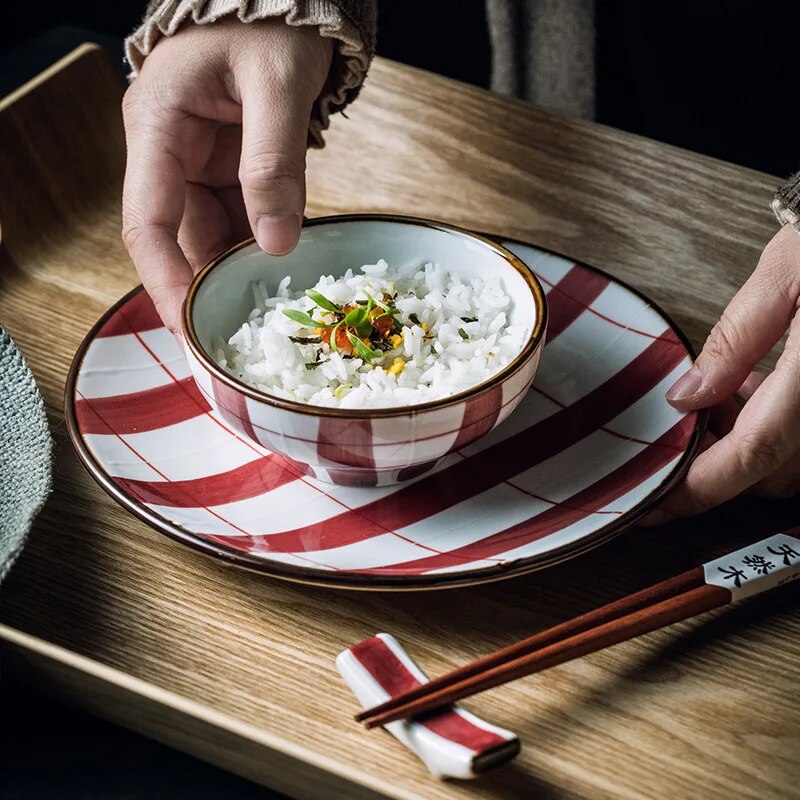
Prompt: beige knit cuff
<box><xmin>124</xmin><ymin>0</ymin><xmax>375</xmax><ymax>147</ymax></box>
<box><xmin>771</xmin><ymin>171</ymin><xmax>800</xmax><ymax>235</ymax></box>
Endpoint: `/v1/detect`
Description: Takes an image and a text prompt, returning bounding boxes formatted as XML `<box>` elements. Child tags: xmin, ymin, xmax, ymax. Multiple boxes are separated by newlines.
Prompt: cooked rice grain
<box><xmin>216</xmin><ymin>259</ymin><xmax>526</xmax><ymax>408</ymax></box>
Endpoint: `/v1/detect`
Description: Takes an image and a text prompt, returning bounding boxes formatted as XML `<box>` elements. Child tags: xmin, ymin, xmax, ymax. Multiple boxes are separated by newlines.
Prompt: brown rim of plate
<box><xmin>181</xmin><ymin>214</ymin><xmax>549</xmax><ymax>419</ymax></box>
<box><xmin>64</xmin><ymin>234</ymin><xmax>709</xmax><ymax>591</ymax></box>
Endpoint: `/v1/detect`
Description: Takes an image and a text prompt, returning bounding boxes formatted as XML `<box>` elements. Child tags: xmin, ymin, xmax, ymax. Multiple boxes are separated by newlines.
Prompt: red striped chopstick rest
<box><xmin>336</xmin><ymin>633</ymin><xmax>519</xmax><ymax>779</ymax></box>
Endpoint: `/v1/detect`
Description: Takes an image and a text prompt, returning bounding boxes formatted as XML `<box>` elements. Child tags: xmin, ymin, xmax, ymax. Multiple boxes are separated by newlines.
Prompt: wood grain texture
<box><xmin>1</xmin><ymin>46</ymin><xmax>799</xmax><ymax>800</ymax></box>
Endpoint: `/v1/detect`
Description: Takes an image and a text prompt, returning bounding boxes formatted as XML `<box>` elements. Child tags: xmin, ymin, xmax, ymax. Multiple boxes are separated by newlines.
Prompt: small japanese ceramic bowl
<box><xmin>182</xmin><ymin>214</ymin><xmax>547</xmax><ymax>487</ymax></box>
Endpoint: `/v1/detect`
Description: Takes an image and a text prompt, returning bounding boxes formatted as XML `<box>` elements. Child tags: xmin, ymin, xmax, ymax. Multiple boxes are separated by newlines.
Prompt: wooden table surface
<box><xmin>2</xmin><ymin>45</ymin><xmax>799</xmax><ymax>800</ymax></box>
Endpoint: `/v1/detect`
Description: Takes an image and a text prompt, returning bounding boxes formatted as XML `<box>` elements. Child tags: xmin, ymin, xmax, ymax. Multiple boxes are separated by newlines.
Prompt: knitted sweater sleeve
<box><xmin>125</xmin><ymin>0</ymin><xmax>377</xmax><ymax>147</ymax></box>
<box><xmin>772</xmin><ymin>171</ymin><xmax>800</xmax><ymax>234</ymax></box>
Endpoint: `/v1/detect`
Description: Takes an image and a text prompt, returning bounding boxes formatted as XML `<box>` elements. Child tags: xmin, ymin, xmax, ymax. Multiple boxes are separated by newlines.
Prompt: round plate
<box><xmin>65</xmin><ymin>241</ymin><xmax>706</xmax><ymax>590</ymax></box>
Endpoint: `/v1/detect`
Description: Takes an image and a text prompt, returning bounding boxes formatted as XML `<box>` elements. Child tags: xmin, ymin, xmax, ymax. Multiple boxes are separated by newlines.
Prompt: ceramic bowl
<box><xmin>182</xmin><ymin>214</ymin><xmax>547</xmax><ymax>486</ymax></box>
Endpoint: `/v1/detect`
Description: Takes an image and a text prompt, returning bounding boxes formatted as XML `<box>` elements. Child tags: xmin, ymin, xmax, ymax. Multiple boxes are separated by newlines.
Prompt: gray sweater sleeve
<box><xmin>125</xmin><ymin>0</ymin><xmax>377</xmax><ymax>147</ymax></box>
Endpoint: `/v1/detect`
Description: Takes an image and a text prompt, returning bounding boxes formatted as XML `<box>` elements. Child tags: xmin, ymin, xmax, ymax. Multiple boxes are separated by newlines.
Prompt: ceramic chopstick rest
<box><xmin>337</xmin><ymin>633</ymin><xmax>519</xmax><ymax>779</ymax></box>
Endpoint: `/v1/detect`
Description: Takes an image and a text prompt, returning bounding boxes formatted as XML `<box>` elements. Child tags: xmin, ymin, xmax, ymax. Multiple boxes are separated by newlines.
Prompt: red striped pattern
<box><xmin>76</xmin><ymin>377</ymin><xmax>208</xmax><ymax>434</ymax></box>
<box><xmin>349</xmin><ymin>636</ymin><xmax>509</xmax><ymax>752</ymax></box>
<box><xmin>73</xmin><ymin>247</ymin><xmax>700</xmax><ymax>584</ymax></box>
<box><xmin>189</xmin><ymin>375</ymin><xmax>530</xmax><ymax>450</ymax></box>
<box><xmin>205</xmin><ymin>332</ymin><xmax>684</xmax><ymax>555</ymax></box>
<box><xmin>533</xmin><ymin>268</ymin><xmax>667</xmax><ymax>341</ymax></box>
<box><xmin>450</xmin><ymin>384</ymin><xmax>504</xmax><ymax>451</ymax></box>
<box><xmin>211</xmin><ymin>374</ymin><xmax>258</xmax><ymax>441</ymax></box>
<box><xmin>545</xmin><ymin>268</ymin><xmax>609</xmax><ymax>342</ymax></box>
<box><xmin>319</xmin><ymin>418</ymin><xmax>377</xmax><ymax>486</ymax></box>
<box><xmin>117</xmin><ymin>455</ymin><xmax>297</xmax><ymax>507</ymax></box>
<box><xmin>379</xmin><ymin>414</ymin><xmax>695</xmax><ymax>574</ymax></box>
<box><xmin>97</xmin><ymin>289</ymin><xmax>163</xmax><ymax>338</ymax></box>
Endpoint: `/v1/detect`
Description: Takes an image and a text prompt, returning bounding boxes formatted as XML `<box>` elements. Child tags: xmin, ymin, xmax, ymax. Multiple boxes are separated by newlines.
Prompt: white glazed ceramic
<box><xmin>65</xmin><ymin>237</ymin><xmax>706</xmax><ymax>590</ymax></box>
<box><xmin>336</xmin><ymin>633</ymin><xmax>519</xmax><ymax>778</ymax></box>
<box><xmin>181</xmin><ymin>215</ymin><xmax>548</xmax><ymax>487</ymax></box>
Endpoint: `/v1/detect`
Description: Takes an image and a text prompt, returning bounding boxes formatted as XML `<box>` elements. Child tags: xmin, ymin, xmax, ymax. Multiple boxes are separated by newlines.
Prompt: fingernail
<box><xmin>256</xmin><ymin>214</ymin><xmax>301</xmax><ymax>255</ymax></box>
<box><xmin>666</xmin><ymin>365</ymin><xmax>703</xmax><ymax>404</ymax></box>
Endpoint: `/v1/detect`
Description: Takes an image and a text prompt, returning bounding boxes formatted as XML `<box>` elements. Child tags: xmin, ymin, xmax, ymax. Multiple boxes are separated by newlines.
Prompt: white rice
<box><xmin>215</xmin><ymin>259</ymin><xmax>527</xmax><ymax>408</ymax></box>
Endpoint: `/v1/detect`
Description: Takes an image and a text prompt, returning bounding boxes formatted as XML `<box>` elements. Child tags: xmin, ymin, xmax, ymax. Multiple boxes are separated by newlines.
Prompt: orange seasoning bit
<box><xmin>319</xmin><ymin>326</ymin><xmax>354</xmax><ymax>353</ymax></box>
<box><xmin>372</xmin><ymin>314</ymin><xmax>395</xmax><ymax>338</ymax></box>
<box><xmin>335</xmin><ymin>326</ymin><xmax>353</xmax><ymax>352</ymax></box>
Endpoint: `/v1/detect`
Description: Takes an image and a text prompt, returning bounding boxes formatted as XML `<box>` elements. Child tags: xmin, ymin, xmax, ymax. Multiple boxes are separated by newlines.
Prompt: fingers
<box><xmin>707</xmin><ymin>371</ymin><xmax>770</xmax><ymax>439</ymax></box>
<box><xmin>215</xmin><ymin>185</ymin><xmax>252</xmax><ymax>243</ymax></box>
<box><xmin>708</xmin><ymin>396</ymin><xmax>741</xmax><ymax>440</ymax></box>
<box><xmin>667</xmin><ymin>225</ymin><xmax>800</xmax><ymax>411</ymax></box>
<box><xmin>649</xmin><ymin>228</ymin><xmax>800</xmax><ymax>523</ymax></box>
<box><xmin>237</xmin><ymin>72</ymin><xmax>311</xmax><ymax>256</ymax></box>
<box><xmin>173</xmin><ymin>124</ymin><xmax>248</xmax><ymax>272</ymax></box>
<box><xmin>640</xmin><ymin>431</ymin><xmax>719</xmax><ymax>526</ymax></box>
<box><xmin>753</xmin><ymin>448</ymin><xmax>800</xmax><ymax>498</ymax></box>
<box><xmin>122</xmin><ymin>85</ymin><xmax>193</xmax><ymax>332</ymax></box>
<box><xmin>178</xmin><ymin>183</ymin><xmax>235</xmax><ymax>270</ymax></box>
<box><xmin>749</xmin><ymin>330</ymin><xmax>800</xmax><ymax>499</ymax></box>
<box><xmin>178</xmin><ymin>183</ymin><xmax>254</xmax><ymax>271</ymax></box>
<box><xmin>651</xmin><ymin>345</ymin><xmax>800</xmax><ymax>521</ymax></box>
<box><xmin>122</xmin><ymin>19</ymin><xmax>332</xmax><ymax>327</ymax></box>
<box><xmin>737</xmin><ymin>370</ymin><xmax>769</xmax><ymax>401</ymax></box>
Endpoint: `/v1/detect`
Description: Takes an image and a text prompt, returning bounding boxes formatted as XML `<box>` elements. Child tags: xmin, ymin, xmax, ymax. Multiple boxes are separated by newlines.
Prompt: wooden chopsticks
<box><xmin>356</xmin><ymin>531</ymin><xmax>800</xmax><ymax>729</ymax></box>
<box><xmin>355</xmin><ymin>565</ymin><xmax>704</xmax><ymax>726</ymax></box>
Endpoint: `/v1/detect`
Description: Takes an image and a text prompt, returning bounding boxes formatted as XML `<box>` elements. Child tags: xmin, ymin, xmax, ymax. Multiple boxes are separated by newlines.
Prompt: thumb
<box><xmin>238</xmin><ymin>76</ymin><xmax>310</xmax><ymax>255</ymax></box>
<box><xmin>666</xmin><ymin>229</ymin><xmax>798</xmax><ymax>411</ymax></box>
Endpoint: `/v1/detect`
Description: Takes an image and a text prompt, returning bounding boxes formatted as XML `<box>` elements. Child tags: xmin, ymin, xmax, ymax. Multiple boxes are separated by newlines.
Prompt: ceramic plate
<box><xmin>65</xmin><ymin>241</ymin><xmax>706</xmax><ymax>590</ymax></box>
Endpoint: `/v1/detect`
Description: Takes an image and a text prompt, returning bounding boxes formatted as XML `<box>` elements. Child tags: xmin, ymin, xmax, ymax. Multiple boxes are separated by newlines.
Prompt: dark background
<box><xmin>379</xmin><ymin>0</ymin><xmax>800</xmax><ymax>177</ymax></box>
<box><xmin>0</xmin><ymin>0</ymin><xmax>800</xmax><ymax>176</ymax></box>
<box><xmin>1</xmin><ymin>1</ymin><xmax>798</xmax><ymax>798</ymax></box>
<box><xmin>1</xmin><ymin>0</ymin><xmax>799</xmax><ymax>175</ymax></box>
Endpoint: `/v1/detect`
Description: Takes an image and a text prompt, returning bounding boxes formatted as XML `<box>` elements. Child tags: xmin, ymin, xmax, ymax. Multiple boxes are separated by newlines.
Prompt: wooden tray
<box><xmin>1</xmin><ymin>44</ymin><xmax>799</xmax><ymax>799</ymax></box>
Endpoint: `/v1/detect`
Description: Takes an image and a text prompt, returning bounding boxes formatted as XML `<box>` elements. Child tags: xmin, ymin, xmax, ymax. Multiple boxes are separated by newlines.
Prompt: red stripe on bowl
<box><xmin>450</xmin><ymin>384</ymin><xmax>504</xmax><ymax>451</ymax></box>
<box><xmin>322</xmin><ymin>469</ymin><xmax>379</xmax><ymax>487</ymax></box>
<box><xmin>318</xmin><ymin>418</ymin><xmax>378</xmax><ymax>485</ymax></box>
<box><xmin>75</xmin><ymin>377</ymin><xmax>209</xmax><ymax>434</ymax></box>
<box><xmin>350</xmin><ymin>636</ymin><xmax>508</xmax><ymax>752</ymax></box>
<box><xmin>318</xmin><ymin>418</ymin><xmax>377</xmax><ymax>468</ymax></box>
<box><xmin>191</xmin><ymin>376</ymin><xmax>531</xmax><ymax>450</ymax></box>
<box><xmin>211</xmin><ymin>374</ymin><xmax>258</xmax><ymax>441</ymax></box>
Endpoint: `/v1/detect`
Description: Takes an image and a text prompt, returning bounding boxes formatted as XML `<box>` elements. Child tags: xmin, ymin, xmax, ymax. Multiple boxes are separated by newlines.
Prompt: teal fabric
<box><xmin>0</xmin><ymin>326</ymin><xmax>52</xmax><ymax>582</ymax></box>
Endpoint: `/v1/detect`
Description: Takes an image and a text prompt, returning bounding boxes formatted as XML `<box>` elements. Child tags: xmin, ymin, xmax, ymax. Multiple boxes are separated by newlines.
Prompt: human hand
<box><xmin>645</xmin><ymin>224</ymin><xmax>800</xmax><ymax>524</ymax></box>
<box><xmin>121</xmin><ymin>18</ymin><xmax>332</xmax><ymax>331</ymax></box>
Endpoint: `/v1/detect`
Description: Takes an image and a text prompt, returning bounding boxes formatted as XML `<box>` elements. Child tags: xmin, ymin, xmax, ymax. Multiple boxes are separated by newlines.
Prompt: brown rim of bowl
<box><xmin>181</xmin><ymin>214</ymin><xmax>549</xmax><ymax>419</ymax></box>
